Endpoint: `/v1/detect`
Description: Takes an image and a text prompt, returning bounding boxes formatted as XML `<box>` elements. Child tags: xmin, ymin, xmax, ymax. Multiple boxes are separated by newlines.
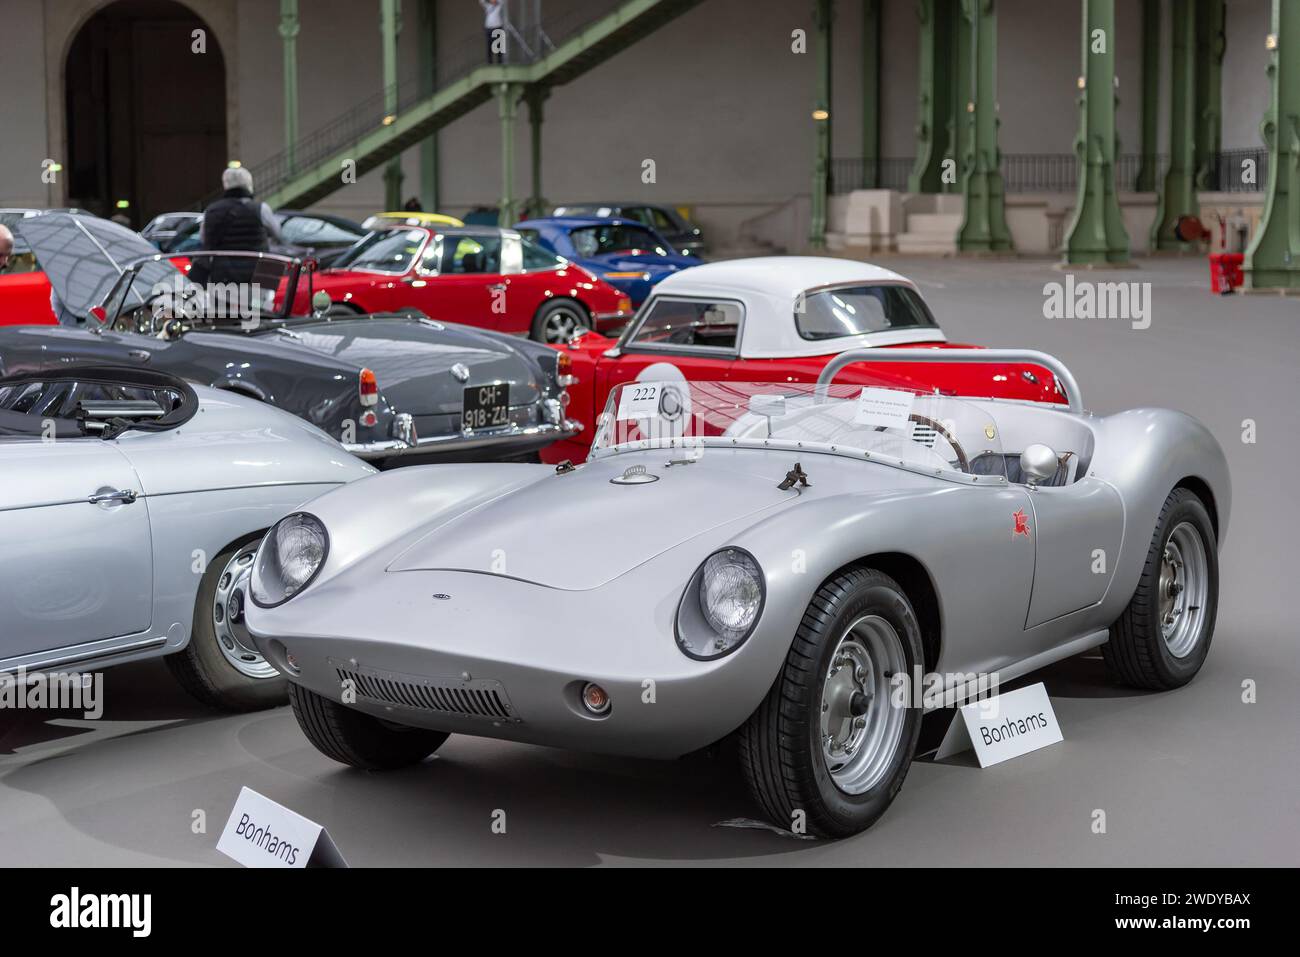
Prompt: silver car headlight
<box><xmin>675</xmin><ymin>548</ymin><xmax>765</xmax><ymax>659</ymax></box>
<box><xmin>250</xmin><ymin>512</ymin><xmax>329</xmax><ymax>607</ymax></box>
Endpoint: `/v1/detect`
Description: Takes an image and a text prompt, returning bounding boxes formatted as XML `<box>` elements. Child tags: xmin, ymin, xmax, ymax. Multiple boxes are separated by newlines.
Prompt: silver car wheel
<box><xmin>542</xmin><ymin>306</ymin><xmax>588</xmax><ymax>344</ymax></box>
<box><xmin>1160</xmin><ymin>521</ymin><xmax>1208</xmax><ymax>658</ymax></box>
<box><xmin>212</xmin><ymin>544</ymin><xmax>278</xmax><ymax>679</ymax></box>
<box><xmin>820</xmin><ymin>614</ymin><xmax>908</xmax><ymax>795</ymax></box>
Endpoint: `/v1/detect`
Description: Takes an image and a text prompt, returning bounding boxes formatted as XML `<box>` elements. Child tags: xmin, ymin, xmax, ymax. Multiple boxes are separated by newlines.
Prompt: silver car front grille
<box><xmin>333</xmin><ymin>664</ymin><xmax>516</xmax><ymax>721</ymax></box>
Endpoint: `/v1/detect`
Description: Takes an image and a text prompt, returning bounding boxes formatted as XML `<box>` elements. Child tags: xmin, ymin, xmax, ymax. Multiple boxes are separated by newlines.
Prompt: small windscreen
<box><xmin>592</xmin><ymin>380</ymin><xmax>1007</xmax><ymax>480</ymax></box>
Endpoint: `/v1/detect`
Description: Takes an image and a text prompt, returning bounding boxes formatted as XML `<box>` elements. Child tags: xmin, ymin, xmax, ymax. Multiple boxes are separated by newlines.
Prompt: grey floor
<box><xmin>2</xmin><ymin>256</ymin><xmax>1297</xmax><ymax>866</ymax></box>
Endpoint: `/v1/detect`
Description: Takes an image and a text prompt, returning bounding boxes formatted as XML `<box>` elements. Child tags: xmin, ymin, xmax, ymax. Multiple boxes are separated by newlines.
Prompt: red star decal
<box><xmin>1013</xmin><ymin>508</ymin><xmax>1031</xmax><ymax>537</ymax></box>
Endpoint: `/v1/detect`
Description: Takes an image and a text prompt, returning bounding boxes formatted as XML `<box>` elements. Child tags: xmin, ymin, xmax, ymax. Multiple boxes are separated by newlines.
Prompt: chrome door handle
<box><xmin>128</xmin><ymin>349</ymin><xmax>151</xmax><ymax>361</ymax></box>
<box><xmin>89</xmin><ymin>489</ymin><xmax>138</xmax><ymax>506</ymax></box>
<box><xmin>487</xmin><ymin>282</ymin><xmax>507</xmax><ymax>293</ymax></box>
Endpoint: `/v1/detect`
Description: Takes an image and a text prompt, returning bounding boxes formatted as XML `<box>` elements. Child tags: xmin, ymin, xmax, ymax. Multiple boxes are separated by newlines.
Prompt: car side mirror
<box><xmin>311</xmin><ymin>290</ymin><xmax>332</xmax><ymax>318</ymax></box>
<box><xmin>1020</xmin><ymin>443</ymin><xmax>1059</xmax><ymax>486</ymax></box>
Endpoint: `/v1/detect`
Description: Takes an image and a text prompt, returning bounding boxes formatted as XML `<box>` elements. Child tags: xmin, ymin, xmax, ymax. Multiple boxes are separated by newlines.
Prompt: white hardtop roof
<box><xmin>642</xmin><ymin>257</ymin><xmax>945</xmax><ymax>358</ymax></box>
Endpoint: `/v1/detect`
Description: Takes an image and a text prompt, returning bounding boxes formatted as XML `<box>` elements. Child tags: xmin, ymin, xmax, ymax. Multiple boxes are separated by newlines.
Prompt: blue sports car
<box><xmin>513</xmin><ymin>216</ymin><xmax>699</xmax><ymax>306</ymax></box>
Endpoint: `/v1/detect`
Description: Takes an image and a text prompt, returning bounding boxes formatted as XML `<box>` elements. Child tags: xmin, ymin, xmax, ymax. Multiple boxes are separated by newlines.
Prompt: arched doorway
<box><xmin>65</xmin><ymin>0</ymin><xmax>227</xmax><ymax>227</ymax></box>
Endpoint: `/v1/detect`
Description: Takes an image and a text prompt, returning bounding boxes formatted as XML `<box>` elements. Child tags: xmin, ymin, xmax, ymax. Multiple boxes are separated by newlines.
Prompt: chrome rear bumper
<box><xmin>345</xmin><ymin>418</ymin><xmax>582</xmax><ymax>460</ymax></box>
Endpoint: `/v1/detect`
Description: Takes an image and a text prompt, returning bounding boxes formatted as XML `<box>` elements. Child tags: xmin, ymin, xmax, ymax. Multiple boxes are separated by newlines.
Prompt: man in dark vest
<box><xmin>197</xmin><ymin>166</ymin><xmax>284</xmax><ymax>298</ymax></box>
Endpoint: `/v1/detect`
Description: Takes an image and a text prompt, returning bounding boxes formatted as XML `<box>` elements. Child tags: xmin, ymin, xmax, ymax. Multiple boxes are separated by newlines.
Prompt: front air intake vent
<box><xmin>332</xmin><ymin>663</ymin><xmax>516</xmax><ymax>721</ymax></box>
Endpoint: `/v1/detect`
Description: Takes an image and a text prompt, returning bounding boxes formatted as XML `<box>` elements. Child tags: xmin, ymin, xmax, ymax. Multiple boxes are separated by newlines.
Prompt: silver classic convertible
<box><xmin>245</xmin><ymin>350</ymin><xmax>1229</xmax><ymax>836</ymax></box>
<box><xmin>0</xmin><ymin>366</ymin><xmax>373</xmax><ymax>710</ymax></box>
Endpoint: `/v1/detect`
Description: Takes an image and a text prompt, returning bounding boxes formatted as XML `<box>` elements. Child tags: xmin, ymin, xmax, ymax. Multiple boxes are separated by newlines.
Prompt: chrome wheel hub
<box><xmin>1159</xmin><ymin>522</ymin><xmax>1208</xmax><ymax>658</ymax></box>
<box><xmin>543</xmin><ymin>309</ymin><xmax>587</xmax><ymax>344</ymax></box>
<box><xmin>819</xmin><ymin>615</ymin><xmax>907</xmax><ymax>795</ymax></box>
<box><xmin>213</xmin><ymin>545</ymin><xmax>277</xmax><ymax>679</ymax></box>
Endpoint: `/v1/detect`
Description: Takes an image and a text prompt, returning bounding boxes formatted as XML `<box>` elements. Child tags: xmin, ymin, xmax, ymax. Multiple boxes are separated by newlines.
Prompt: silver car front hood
<box><xmin>387</xmin><ymin>454</ymin><xmax>798</xmax><ymax>589</ymax></box>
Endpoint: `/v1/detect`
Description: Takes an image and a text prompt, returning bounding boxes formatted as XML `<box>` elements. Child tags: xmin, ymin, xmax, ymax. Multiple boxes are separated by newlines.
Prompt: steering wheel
<box><xmin>910</xmin><ymin>413</ymin><xmax>969</xmax><ymax>473</ymax></box>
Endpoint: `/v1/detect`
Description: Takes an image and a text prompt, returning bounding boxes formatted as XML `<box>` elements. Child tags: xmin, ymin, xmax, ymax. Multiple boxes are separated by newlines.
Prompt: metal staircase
<box><xmin>252</xmin><ymin>0</ymin><xmax>704</xmax><ymax>211</ymax></box>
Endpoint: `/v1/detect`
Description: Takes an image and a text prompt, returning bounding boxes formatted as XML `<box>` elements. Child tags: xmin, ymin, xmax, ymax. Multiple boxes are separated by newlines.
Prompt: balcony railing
<box><xmin>829</xmin><ymin>150</ymin><xmax>1269</xmax><ymax>195</ymax></box>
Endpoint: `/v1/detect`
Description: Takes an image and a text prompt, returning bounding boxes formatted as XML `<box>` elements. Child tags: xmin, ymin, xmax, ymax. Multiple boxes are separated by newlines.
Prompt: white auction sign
<box><xmin>216</xmin><ymin>786</ymin><xmax>347</xmax><ymax>868</ymax></box>
<box><xmin>935</xmin><ymin>682</ymin><xmax>1063</xmax><ymax>768</ymax></box>
<box><xmin>853</xmin><ymin>387</ymin><xmax>915</xmax><ymax>428</ymax></box>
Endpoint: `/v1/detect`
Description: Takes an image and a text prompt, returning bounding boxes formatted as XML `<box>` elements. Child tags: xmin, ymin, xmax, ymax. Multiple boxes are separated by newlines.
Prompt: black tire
<box><xmin>1103</xmin><ymin>487</ymin><xmax>1218</xmax><ymax>690</ymax></box>
<box><xmin>530</xmin><ymin>298</ymin><xmax>591</xmax><ymax>344</ymax></box>
<box><xmin>739</xmin><ymin>568</ymin><xmax>924</xmax><ymax>838</ymax></box>
<box><xmin>288</xmin><ymin>682</ymin><xmax>449</xmax><ymax>770</ymax></box>
<box><xmin>165</xmin><ymin>537</ymin><xmax>288</xmax><ymax>712</ymax></box>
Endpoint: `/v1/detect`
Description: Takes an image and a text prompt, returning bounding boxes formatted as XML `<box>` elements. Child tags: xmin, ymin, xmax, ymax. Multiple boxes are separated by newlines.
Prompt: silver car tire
<box><xmin>1103</xmin><ymin>487</ymin><xmax>1218</xmax><ymax>690</ymax></box>
<box><xmin>739</xmin><ymin>567</ymin><xmax>924</xmax><ymax>839</ymax></box>
<box><xmin>531</xmin><ymin>298</ymin><xmax>591</xmax><ymax>344</ymax></box>
<box><xmin>164</xmin><ymin>536</ymin><xmax>288</xmax><ymax>712</ymax></box>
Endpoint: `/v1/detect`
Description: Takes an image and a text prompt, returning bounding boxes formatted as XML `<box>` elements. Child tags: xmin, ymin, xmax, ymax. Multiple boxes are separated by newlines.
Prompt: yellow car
<box><xmin>362</xmin><ymin>211</ymin><xmax>465</xmax><ymax>230</ymax></box>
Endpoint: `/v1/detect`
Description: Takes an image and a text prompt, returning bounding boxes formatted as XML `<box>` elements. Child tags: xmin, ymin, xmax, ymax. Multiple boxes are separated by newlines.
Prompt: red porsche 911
<box><xmin>296</xmin><ymin>225</ymin><xmax>635</xmax><ymax>343</ymax></box>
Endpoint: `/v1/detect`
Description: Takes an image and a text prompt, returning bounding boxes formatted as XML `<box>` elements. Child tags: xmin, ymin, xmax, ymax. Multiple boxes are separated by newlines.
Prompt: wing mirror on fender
<box><xmin>1020</xmin><ymin>443</ymin><xmax>1059</xmax><ymax>486</ymax></box>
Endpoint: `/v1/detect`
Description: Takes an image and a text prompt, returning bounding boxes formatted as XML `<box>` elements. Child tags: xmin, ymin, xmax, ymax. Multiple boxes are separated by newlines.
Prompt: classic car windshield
<box><xmin>570</xmin><ymin>224</ymin><xmax>670</xmax><ymax>257</ymax></box>
<box><xmin>797</xmin><ymin>284</ymin><xmax>939</xmax><ymax>340</ymax></box>
<box><xmin>591</xmin><ymin>380</ymin><xmax>1008</xmax><ymax>480</ymax></box>
<box><xmin>333</xmin><ymin>229</ymin><xmax>425</xmax><ymax>273</ymax></box>
<box><xmin>106</xmin><ymin>253</ymin><xmax>299</xmax><ymax>331</ymax></box>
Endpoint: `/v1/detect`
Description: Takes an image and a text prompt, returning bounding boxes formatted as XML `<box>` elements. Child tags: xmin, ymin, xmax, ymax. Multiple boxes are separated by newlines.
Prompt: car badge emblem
<box><xmin>432</xmin><ymin>593</ymin><xmax>451</xmax><ymax>601</ymax></box>
<box><xmin>984</xmin><ymin>425</ymin><xmax>997</xmax><ymax>440</ymax></box>
<box><xmin>1012</xmin><ymin>509</ymin><xmax>1031</xmax><ymax>538</ymax></box>
<box><xmin>450</xmin><ymin>363</ymin><xmax>471</xmax><ymax>383</ymax></box>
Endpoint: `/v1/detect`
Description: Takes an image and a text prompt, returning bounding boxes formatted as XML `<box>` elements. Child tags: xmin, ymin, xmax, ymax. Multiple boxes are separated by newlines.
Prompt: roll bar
<box><xmin>814</xmin><ymin>348</ymin><xmax>1083</xmax><ymax>414</ymax></box>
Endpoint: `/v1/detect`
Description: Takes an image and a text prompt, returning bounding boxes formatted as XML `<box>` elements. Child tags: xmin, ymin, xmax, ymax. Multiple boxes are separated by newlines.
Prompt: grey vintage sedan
<box><xmin>246</xmin><ymin>349</ymin><xmax>1229</xmax><ymax>837</ymax></box>
<box><xmin>0</xmin><ymin>365</ymin><xmax>374</xmax><ymax>711</ymax></box>
<box><xmin>2</xmin><ymin>213</ymin><xmax>581</xmax><ymax>465</ymax></box>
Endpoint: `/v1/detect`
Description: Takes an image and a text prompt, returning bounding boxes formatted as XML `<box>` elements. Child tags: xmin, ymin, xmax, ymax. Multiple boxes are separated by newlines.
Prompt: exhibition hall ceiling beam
<box><xmin>1244</xmin><ymin>0</ymin><xmax>1300</xmax><ymax>290</ymax></box>
<box><xmin>1064</xmin><ymin>0</ymin><xmax>1130</xmax><ymax>264</ymax></box>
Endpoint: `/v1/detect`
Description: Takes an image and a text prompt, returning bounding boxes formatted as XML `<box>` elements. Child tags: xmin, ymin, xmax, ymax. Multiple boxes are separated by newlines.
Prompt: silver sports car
<box><xmin>0</xmin><ymin>365</ymin><xmax>374</xmax><ymax>711</ymax></box>
<box><xmin>245</xmin><ymin>349</ymin><xmax>1229</xmax><ymax>836</ymax></box>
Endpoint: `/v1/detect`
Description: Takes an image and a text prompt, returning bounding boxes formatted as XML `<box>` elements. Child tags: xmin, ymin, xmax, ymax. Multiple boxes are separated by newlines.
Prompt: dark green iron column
<box><xmin>810</xmin><ymin>0</ymin><xmax>833</xmax><ymax>249</ymax></box>
<box><xmin>525</xmin><ymin>87</ymin><xmax>548</xmax><ymax>219</ymax></box>
<box><xmin>497</xmin><ymin>83</ymin><xmax>521</xmax><ymax>225</ymax></box>
<box><xmin>381</xmin><ymin>0</ymin><xmax>404</xmax><ymax>210</ymax></box>
<box><xmin>908</xmin><ymin>0</ymin><xmax>954</xmax><ymax>193</ymax></box>
<box><xmin>279</xmin><ymin>0</ymin><xmax>300</xmax><ymax>175</ymax></box>
<box><xmin>1152</xmin><ymin>0</ymin><xmax>1197</xmax><ymax>250</ymax></box>
<box><xmin>956</xmin><ymin>0</ymin><xmax>1012</xmax><ymax>252</ymax></box>
<box><xmin>947</xmin><ymin>2</ymin><xmax>972</xmax><ymax>196</ymax></box>
<box><xmin>1194</xmin><ymin>0</ymin><xmax>1226</xmax><ymax>189</ymax></box>
<box><xmin>1064</xmin><ymin>0</ymin><xmax>1129</xmax><ymax>263</ymax></box>
<box><xmin>862</xmin><ymin>0</ymin><xmax>881</xmax><ymax>187</ymax></box>
<box><xmin>1245</xmin><ymin>1</ymin><xmax>1300</xmax><ymax>290</ymax></box>
<box><xmin>417</xmin><ymin>0</ymin><xmax>439</xmax><ymax>212</ymax></box>
<box><xmin>1134</xmin><ymin>0</ymin><xmax>1160</xmax><ymax>191</ymax></box>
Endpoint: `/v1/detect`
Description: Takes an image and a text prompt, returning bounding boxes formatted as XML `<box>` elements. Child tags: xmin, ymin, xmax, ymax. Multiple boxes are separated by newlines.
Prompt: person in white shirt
<box><xmin>480</xmin><ymin>0</ymin><xmax>506</xmax><ymax>63</ymax></box>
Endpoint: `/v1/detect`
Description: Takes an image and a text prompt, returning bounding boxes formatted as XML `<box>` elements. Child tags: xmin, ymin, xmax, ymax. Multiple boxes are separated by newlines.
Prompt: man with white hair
<box><xmin>201</xmin><ymin>166</ymin><xmax>283</xmax><ymax>252</ymax></box>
